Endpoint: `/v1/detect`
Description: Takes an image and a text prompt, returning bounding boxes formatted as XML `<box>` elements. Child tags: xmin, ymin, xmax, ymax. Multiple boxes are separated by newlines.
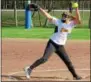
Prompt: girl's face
<box><xmin>61</xmin><ymin>12</ymin><xmax>71</xmax><ymax>23</ymax></box>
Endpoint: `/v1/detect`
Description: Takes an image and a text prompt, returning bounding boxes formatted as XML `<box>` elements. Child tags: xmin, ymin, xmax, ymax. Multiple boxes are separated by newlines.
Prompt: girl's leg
<box><xmin>24</xmin><ymin>40</ymin><xmax>56</xmax><ymax>79</ymax></box>
<box><xmin>55</xmin><ymin>45</ymin><xmax>81</xmax><ymax>79</ymax></box>
<box><xmin>30</xmin><ymin>40</ymin><xmax>56</xmax><ymax>70</ymax></box>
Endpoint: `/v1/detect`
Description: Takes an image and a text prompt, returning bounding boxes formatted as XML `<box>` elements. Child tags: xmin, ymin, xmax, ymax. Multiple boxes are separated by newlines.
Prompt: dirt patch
<box><xmin>2</xmin><ymin>38</ymin><xmax>90</xmax><ymax>81</ymax></box>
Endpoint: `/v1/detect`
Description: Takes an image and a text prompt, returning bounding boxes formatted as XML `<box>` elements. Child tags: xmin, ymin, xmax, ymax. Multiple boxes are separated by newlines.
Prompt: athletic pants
<box><xmin>30</xmin><ymin>39</ymin><xmax>78</xmax><ymax>78</ymax></box>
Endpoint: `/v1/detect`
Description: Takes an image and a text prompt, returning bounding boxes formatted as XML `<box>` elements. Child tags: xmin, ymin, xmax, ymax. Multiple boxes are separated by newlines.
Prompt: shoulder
<box><xmin>67</xmin><ymin>20</ymin><xmax>76</xmax><ymax>28</ymax></box>
<box><xmin>52</xmin><ymin>17</ymin><xmax>59</xmax><ymax>21</ymax></box>
<box><xmin>51</xmin><ymin>17</ymin><xmax>62</xmax><ymax>26</ymax></box>
<box><xmin>53</xmin><ymin>17</ymin><xmax>62</xmax><ymax>24</ymax></box>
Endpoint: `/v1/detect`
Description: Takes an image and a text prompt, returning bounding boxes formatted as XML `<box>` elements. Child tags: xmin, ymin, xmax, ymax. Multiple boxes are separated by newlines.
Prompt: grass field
<box><xmin>2</xmin><ymin>27</ymin><xmax>90</xmax><ymax>40</ymax></box>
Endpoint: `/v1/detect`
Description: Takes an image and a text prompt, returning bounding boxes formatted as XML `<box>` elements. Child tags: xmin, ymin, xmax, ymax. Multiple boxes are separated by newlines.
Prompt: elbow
<box><xmin>47</xmin><ymin>17</ymin><xmax>53</xmax><ymax>22</ymax></box>
<box><xmin>78</xmin><ymin>20</ymin><xmax>82</xmax><ymax>24</ymax></box>
<box><xmin>76</xmin><ymin>19</ymin><xmax>81</xmax><ymax>24</ymax></box>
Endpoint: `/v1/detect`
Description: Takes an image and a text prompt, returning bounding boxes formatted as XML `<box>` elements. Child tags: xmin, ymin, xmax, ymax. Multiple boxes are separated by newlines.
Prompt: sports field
<box><xmin>1</xmin><ymin>0</ymin><xmax>91</xmax><ymax>81</ymax></box>
<box><xmin>2</xmin><ymin>27</ymin><xmax>90</xmax><ymax>81</ymax></box>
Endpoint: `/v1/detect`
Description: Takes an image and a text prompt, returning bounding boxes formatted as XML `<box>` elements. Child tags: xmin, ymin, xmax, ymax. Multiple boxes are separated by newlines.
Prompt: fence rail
<box><xmin>1</xmin><ymin>9</ymin><xmax>90</xmax><ymax>12</ymax></box>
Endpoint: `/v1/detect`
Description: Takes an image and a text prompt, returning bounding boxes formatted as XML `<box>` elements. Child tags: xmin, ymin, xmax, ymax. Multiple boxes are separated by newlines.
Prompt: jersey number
<box><xmin>60</xmin><ymin>28</ymin><xmax>68</xmax><ymax>32</ymax></box>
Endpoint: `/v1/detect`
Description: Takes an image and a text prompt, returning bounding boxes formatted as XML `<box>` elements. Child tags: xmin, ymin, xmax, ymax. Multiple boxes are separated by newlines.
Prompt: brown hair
<box><xmin>62</xmin><ymin>12</ymin><xmax>76</xmax><ymax>20</ymax></box>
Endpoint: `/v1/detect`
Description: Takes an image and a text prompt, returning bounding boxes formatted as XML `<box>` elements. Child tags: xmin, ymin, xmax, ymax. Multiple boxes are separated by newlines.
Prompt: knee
<box><xmin>65</xmin><ymin>59</ymin><xmax>73</xmax><ymax>66</ymax></box>
<box><xmin>67</xmin><ymin>61</ymin><xmax>74</xmax><ymax>68</ymax></box>
<box><xmin>39</xmin><ymin>57</ymin><xmax>48</xmax><ymax>63</ymax></box>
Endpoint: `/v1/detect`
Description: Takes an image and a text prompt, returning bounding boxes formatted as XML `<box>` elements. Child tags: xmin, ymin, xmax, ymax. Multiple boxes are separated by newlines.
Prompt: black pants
<box><xmin>30</xmin><ymin>39</ymin><xmax>78</xmax><ymax>78</ymax></box>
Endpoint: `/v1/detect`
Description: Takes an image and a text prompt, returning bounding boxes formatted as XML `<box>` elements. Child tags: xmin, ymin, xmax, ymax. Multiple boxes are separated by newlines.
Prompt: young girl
<box><xmin>24</xmin><ymin>6</ymin><xmax>82</xmax><ymax>80</ymax></box>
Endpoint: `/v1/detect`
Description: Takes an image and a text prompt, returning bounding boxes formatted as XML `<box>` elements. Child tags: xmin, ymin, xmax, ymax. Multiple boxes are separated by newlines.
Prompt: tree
<box><xmin>43</xmin><ymin>0</ymin><xmax>53</xmax><ymax>27</ymax></box>
<box><xmin>14</xmin><ymin>0</ymin><xmax>18</xmax><ymax>27</ymax></box>
<box><xmin>89</xmin><ymin>1</ymin><xmax>91</xmax><ymax>29</ymax></box>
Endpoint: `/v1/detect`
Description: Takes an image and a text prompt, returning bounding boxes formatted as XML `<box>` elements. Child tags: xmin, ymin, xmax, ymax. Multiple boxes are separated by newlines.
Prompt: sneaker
<box><xmin>24</xmin><ymin>66</ymin><xmax>32</xmax><ymax>79</ymax></box>
<box><xmin>73</xmin><ymin>76</ymin><xmax>82</xmax><ymax>80</ymax></box>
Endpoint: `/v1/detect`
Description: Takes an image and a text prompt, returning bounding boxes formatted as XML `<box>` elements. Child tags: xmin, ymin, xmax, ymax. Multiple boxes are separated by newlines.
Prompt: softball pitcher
<box><xmin>24</xmin><ymin>3</ymin><xmax>82</xmax><ymax>80</ymax></box>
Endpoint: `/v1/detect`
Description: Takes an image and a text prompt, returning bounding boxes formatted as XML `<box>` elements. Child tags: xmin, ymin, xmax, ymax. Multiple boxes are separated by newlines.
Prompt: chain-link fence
<box><xmin>1</xmin><ymin>0</ymin><xmax>90</xmax><ymax>27</ymax></box>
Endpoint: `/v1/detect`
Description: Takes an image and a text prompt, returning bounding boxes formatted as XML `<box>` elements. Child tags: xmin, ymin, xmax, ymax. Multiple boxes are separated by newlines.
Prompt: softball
<box><xmin>72</xmin><ymin>2</ymin><xmax>78</xmax><ymax>8</ymax></box>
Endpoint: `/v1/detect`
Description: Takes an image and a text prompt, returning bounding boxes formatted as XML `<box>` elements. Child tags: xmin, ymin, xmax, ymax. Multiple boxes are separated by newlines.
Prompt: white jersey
<box><xmin>50</xmin><ymin>17</ymin><xmax>76</xmax><ymax>45</ymax></box>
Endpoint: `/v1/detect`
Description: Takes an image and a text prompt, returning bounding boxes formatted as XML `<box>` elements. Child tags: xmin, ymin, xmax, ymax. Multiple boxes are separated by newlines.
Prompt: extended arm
<box><xmin>39</xmin><ymin>7</ymin><xmax>53</xmax><ymax>22</ymax></box>
<box><xmin>74</xmin><ymin>8</ymin><xmax>81</xmax><ymax>24</ymax></box>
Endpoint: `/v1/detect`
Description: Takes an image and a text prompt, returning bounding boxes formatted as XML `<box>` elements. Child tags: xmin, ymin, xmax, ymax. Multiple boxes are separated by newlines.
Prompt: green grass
<box><xmin>2</xmin><ymin>27</ymin><xmax>90</xmax><ymax>40</ymax></box>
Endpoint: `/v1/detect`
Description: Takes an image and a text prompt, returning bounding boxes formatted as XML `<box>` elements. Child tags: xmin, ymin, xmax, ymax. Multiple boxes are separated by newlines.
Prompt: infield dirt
<box><xmin>1</xmin><ymin>38</ymin><xmax>90</xmax><ymax>81</ymax></box>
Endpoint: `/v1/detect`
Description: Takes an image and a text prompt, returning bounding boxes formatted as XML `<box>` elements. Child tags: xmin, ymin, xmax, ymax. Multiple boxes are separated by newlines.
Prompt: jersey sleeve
<box><xmin>70</xmin><ymin>20</ymin><xmax>77</xmax><ymax>28</ymax></box>
<box><xmin>49</xmin><ymin>17</ymin><xmax>59</xmax><ymax>26</ymax></box>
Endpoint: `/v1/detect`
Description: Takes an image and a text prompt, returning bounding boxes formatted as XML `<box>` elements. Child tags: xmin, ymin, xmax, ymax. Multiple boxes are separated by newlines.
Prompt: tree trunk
<box><xmin>44</xmin><ymin>0</ymin><xmax>53</xmax><ymax>27</ymax></box>
<box><xmin>38</xmin><ymin>10</ymin><xmax>41</xmax><ymax>26</ymax></box>
<box><xmin>14</xmin><ymin>0</ymin><xmax>18</xmax><ymax>27</ymax></box>
<box><xmin>89</xmin><ymin>1</ymin><xmax>91</xmax><ymax>29</ymax></box>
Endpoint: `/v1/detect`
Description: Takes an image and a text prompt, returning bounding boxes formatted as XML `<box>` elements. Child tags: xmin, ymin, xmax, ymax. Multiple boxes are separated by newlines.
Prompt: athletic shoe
<box><xmin>73</xmin><ymin>76</ymin><xmax>82</xmax><ymax>80</ymax></box>
<box><xmin>24</xmin><ymin>66</ymin><xmax>32</xmax><ymax>79</ymax></box>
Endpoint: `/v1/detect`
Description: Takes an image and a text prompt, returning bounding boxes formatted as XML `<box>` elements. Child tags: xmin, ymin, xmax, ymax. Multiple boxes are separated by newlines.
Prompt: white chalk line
<box><xmin>2</xmin><ymin>68</ymin><xmax>90</xmax><ymax>81</ymax></box>
<box><xmin>7</xmin><ymin>78</ymin><xmax>90</xmax><ymax>82</ymax></box>
<box><xmin>7</xmin><ymin>68</ymin><xmax>90</xmax><ymax>76</ymax></box>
